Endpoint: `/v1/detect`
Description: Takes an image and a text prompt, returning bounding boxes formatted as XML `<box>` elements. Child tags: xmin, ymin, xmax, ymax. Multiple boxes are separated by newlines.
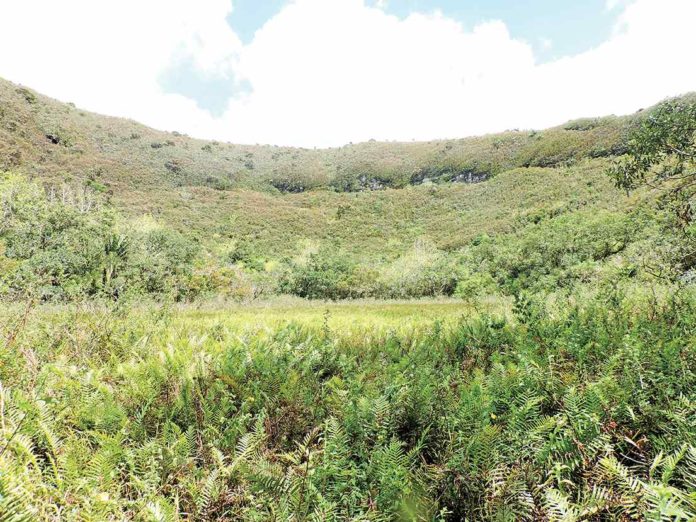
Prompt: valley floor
<box><xmin>0</xmin><ymin>293</ymin><xmax>694</xmax><ymax>520</ymax></box>
<box><xmin>172</xmin><ymin>297</ymin><xmax>494</xmax><ymax>330</ymax></box>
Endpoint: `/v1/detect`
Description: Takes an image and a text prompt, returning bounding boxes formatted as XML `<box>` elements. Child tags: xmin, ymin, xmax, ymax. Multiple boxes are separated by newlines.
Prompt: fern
<box><xmin>544</xmin><ymin>488</ymin><xmax>580</xmax><ymax>522</ymax></box>
<box><xmin>0</xmin><ymin>467</ymin><xmax>34</xmax><ymax>522</ymax></box>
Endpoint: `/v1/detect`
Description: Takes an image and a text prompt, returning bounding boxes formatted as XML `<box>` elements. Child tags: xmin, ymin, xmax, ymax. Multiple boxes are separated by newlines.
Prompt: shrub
<box><xmin>461</xmin><ymin>210</ymin><xmax>640</xmax><ymax>294</ymax></box>
<box><xmin>16</xmin><ymin>86</ymin><xmax>36</xmax><ymax>104</ymax></box>
<box><xmin>0</xmin><ymin>173</ymin><xmax>113</xmax><ymax>300</ymax></box>
<box><xmin>0</xmin><ymin>173</ymin><xmax>202</xmax><ymax>301</ymax></box>
<box><xmin>378</xmin><ymin>239</ymin><xmax>459</xmax><ymax>298</ymax></box>
<box><xmin>280</xmin><ymin>249</ymin><xmax>358</xmax><ymax>299</ymax></box>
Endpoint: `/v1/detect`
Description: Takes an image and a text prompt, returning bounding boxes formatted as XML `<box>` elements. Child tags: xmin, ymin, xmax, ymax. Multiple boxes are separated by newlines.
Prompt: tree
<box><xmin>608</xmin><ymin>98</ymin><xmax>696</xmax><ymax>275</ymax></box>
<box><xmin>609</xmin><ymin>98</ymin><xmax>696</xmax><ymax>226</ymax></box>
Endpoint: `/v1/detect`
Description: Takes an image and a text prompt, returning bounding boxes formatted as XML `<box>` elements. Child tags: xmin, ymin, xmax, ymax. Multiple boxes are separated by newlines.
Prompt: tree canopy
<box><xmin>609</xmin><ymin>98</ymin><xmax>696</xmax><ymax>225</ymax></box>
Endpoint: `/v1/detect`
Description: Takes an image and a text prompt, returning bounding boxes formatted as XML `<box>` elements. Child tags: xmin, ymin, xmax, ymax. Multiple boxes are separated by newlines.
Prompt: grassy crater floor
<box><xmin>0</xmin><ymin>294</ymin><xmax>694</xmax><ymax>520</ymax></box>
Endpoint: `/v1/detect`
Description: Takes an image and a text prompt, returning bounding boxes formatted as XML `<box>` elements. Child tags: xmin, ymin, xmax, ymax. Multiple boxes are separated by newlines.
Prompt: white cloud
<box><xmin>0</xmin><ymin>0</ymin><xmax>694</xmax><ymax>147</ymax></box>
<box><xmin>0</xmin><ymin>0</ymin><xmax>239</xmax><ymax>132</ymax></box>
<box><xmin>605</xmin><ymin>0</ymin><xmax>625</xmax><ymax>11</ymax></box>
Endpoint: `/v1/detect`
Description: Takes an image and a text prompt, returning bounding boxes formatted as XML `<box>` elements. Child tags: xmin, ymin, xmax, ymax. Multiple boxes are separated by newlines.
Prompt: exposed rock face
<box><xmin>450</xmin><ymin>171</ymin><xmax>489</xmax><ymax>184</ymax></box>
<box><xmin>411</xmin><ymin>169</ymin><xmax>490</xmax><ymax>185</ymax></box>
<box><xmin>358</xmin><ymin>175</ymin><xmax>385</xmax><ymax>190</ymax></box>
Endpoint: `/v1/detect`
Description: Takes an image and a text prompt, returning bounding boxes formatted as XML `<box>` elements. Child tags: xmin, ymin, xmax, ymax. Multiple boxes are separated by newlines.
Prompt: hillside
<box><xmin>0</xmin><ymin>77</ymin><xmax>692</xmax><ymax>301</ymax></box>
<box><xmin>0</xmin><ymin>76</ymin><xmax>633</xmax><ymax>194</ymax></box>
<box><xmin>0</xmin><ymin>77</ymin><xmax>658</xmax><ymax>256</ymax></box>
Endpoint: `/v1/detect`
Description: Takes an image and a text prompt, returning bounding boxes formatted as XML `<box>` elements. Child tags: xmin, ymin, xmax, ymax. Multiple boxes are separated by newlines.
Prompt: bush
<box><xmin>225</xmin><ymin>239</ymin><xmax>264</xmax><ymax>271</ymax></box>
<box><xmin>0</xmin><ymin>173</ymin><xmax>201</xmax><ymax>301</ymax></box>
<box><xmin>280</xmin><ymin>249</ymin><xmax>358</xmax><ymax>299</ymax></box>
<box><xmin>0</xmin><ymin>173</ymin><xmax>113</xmax><ymax>299</ymax></box>
<box><xmin>126</xmin><ymin>228</ymin><xmax>199</xmax><ymax>298</ymax></box>
<box><xmin>378</xmin><ymin>240</ymin><xmax>459</xmax><ymax>298</ymax></box>
<box><xmin>460</xmin><ymin>210</ymin><xmax>641</xmax><ymax>294</ymax></box>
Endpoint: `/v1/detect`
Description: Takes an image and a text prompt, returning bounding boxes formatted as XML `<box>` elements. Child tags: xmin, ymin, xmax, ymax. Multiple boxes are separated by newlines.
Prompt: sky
<box><xmin>0</xmin><ymin>0</ymin><xmax>694</xmax><ymax>147</ymax></box>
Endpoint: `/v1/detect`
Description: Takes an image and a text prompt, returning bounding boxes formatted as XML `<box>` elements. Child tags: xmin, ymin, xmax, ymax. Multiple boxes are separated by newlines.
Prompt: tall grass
<box><xmin>0</xmin><ymin>289</ymin><xmax>693</xmax><ymax>520</ymax></box>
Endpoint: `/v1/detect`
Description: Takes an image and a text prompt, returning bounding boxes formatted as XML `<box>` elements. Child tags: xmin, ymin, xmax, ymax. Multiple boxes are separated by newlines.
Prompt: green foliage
<box><xmin>0</xmin><ymin>288</ymin><xmax>693</xmax><ymax>520</ymax></box>
<box><xmin>0</xmin><ymin>174</ymin><xmax>201</xmax><ymax>301</ymax></box>
<box><xmin>128</xmin><ymin>227</ymin><xmax>199</xmax><ymax>297</ymax></box>
<box><xmin>1</xmin><ymin>169</ymin><xmax>685</xmax><ymax>301</ymax></box>
<box><xmin>279</xmin><ymin>240</ymin><xmax>462</xmax><ymax>300</ymax></box>
<box><xmin>224</xmin><ymin>238</ymin><xmax>262</xmax><ymax>269</ymax></box>
<box><xmin>0</xmin><ymin>173</ymin><xmax>113</xmax><ymax>299</ymax></box>
<box><xmin>280</xmin><ymin>248</ymin><xmax>359</xmax><ymax>299</ymax></box>
<box><xmin>377</xmin><ymin>239</ymin><xmax>459</xmax><ymax>298</ymax></box>
<box><xmin>3</xmin><ymin>75</ymin><xmax>661</xmax><ymax>271</ymax></box>
<box><xmin>0</xmin><ymin>73</ymin><xmax>695</xmax><ymax>522</ymax></box>
<box><xmin>460</xmin><ymin>209</ymin><xmax>642</xmax><ymax>294</ymax></box>
<box><xmin>609</xmin><ymin>98</ymin><xmax>696</xmax><ymax>201</ymax></box>
<box><xmin>16</xmin><ymin>86</ymin><xmax>36</xmax><ymax>105</ymax></box>
<box><xmin>608</xmin><ymin>97</ymin><xmax>696</xmax><ymax>272</ymax></box>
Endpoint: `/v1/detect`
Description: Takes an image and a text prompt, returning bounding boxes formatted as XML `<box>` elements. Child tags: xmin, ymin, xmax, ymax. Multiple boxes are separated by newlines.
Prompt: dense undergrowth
<box><xmin>0</xmin><ymin>170</ymin><xmax>675</xmax><ymax>302</ymax></box>
<box><xmin>0</xmin><ymin>289</ymin><xmax>694</xmax><ymax>520</ymax></box>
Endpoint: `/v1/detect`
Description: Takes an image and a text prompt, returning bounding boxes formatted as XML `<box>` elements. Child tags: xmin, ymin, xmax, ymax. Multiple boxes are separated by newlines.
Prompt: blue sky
<box><xmin>227</xmin><ymin>0</ymin><xmax>621</xmax><ymax>61</ymax></box>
